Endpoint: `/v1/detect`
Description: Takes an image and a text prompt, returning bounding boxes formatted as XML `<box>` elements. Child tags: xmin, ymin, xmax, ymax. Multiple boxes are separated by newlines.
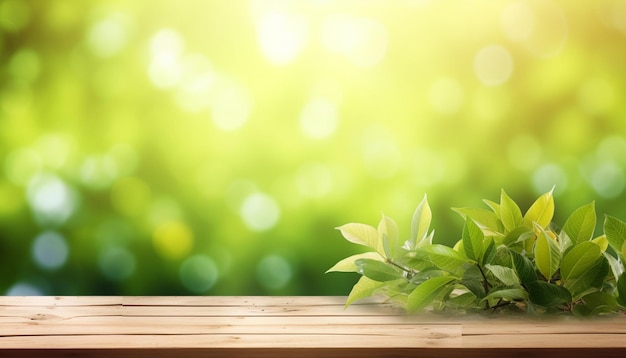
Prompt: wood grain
<box><xmin>1</xmin><ymin>296</ymin><xmax>625</xmax><ymax>357</ymax></box>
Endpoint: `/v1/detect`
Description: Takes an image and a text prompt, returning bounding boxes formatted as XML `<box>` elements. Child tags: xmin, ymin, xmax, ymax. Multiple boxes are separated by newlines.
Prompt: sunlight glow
<box><xmin>148</xmin><ymin>28</ymin><xmax>185</xmax><ymax>89</ymax></box>
<box><xmin>27</xmin><ymin>173</ymin><xmax>77</xmax><ymax>226</ymax></box>
<box><xmin>321</xmin><ymin>14</ymin><xmax>388</xmax><ymax>68</ymax></box>
<box><xmin>256</xmin><ymin>11</ymin><xmax>308</xmax><ymax>66</ymax></box>
<box><xmin>241</xmin><ymin>192</ymin><xmax>280</xmax><ymax>231</ymax></box>
<box><xmin>210</xmin><ymin>78</ymin><xmax>253</xmax><ymax>132</ymax></box>
<box><xmin>300</xmin><ymin>97</ymin><xmax>339</xmax><ymax>139</ymax></box>
<box><xmin>501</xmin><ymin>1</ymin><xmax>568</xmax><ymax>58</ymax></box>
<box><xmin>428</xmin><ymin>78</ymin><xmax>464</xmax><ymax>115</ymax></box>
<box><xmin>473</xmin><ymin>45</ymin><xmax>514</xmax><ymax>86</ymax></box>
<box><xmin>87</xmin><ymin>13</ymin><xmax>131</xmax><ymax>58</ymax></box>
<box><xmin>295</xmin><ymin>163</ymin><xmax>333</xmax><ymax>198</ymax></box>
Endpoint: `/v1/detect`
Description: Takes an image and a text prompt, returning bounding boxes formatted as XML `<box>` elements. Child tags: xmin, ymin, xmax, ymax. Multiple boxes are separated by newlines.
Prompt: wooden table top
<box><xmin>1</xmin><ymin>296</ymin><xmax>625</xmax><ymax>357</ymax></box>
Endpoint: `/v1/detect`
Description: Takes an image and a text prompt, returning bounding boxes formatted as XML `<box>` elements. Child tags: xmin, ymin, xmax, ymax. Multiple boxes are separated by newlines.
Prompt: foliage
<box><xmin>328</xmin><ymin>189</ymin><xmax>626</xmax><ymax>316</ymax></box>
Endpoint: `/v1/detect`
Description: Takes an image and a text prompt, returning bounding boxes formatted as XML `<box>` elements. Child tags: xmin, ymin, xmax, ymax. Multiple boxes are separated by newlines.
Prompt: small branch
<box><xmin>477</xmin><ymin>264</ymin><xmax>491</xmax><ymax>309</ymax></box>
<box><xmin>386</xmin><ymin>259</ymin><xmax>418</xmax><ymax>278</ymax></box>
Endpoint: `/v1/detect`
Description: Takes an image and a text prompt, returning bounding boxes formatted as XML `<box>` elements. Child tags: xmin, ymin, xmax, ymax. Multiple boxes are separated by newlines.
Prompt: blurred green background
<box><xmin>1</xmin><ymin>0</ymin><xmax>626</xmax><ymax>296</ymax></box>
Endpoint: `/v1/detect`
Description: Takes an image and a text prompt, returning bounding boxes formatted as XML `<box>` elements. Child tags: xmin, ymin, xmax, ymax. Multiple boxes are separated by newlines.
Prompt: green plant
<box><xmin>327</xmin><ymin>188</ymin><xmax>626</xmax><ymax>316</ymax></box>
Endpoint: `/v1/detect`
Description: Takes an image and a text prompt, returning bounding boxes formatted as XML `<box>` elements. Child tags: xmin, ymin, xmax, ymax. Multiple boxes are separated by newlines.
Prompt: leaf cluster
<box><xmin>327</xmin><ymin>189</ymin><xmax>626</xmax><ymax>316</ymax></box>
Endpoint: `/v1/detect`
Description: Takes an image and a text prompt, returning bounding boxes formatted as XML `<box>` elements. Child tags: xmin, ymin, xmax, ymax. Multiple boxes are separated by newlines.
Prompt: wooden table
<box><xmin>1</xmin><ymin>296</ymin><xmax>625</xmax><ymax>357</ymax></box>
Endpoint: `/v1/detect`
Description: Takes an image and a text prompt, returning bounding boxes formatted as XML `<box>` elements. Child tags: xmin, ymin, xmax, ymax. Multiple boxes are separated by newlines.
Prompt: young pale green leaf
<box><xmin>617</xmin><ymin>272</ymin><xmax>626</xmax><ymax>308</ymax></box>
<box><xmin>622</xmin><ymin>240</ymin><xmax>626</xmax><ymax>261</ymax></box>
<box><xmin>482</xmin><ymin>199</ymin><xmax>501</xmax><ymax>220</ymax></box>
<box><xmin>356</xmin><ymin>258</ymin><xmax>403</xmax><ymax>282</ymax></box>
<box><xmin>591</xmin><ymin>237</ymin><xmax>607</xmax><ymax>256</ymax></box>
<box><xmin>523</xmin><ymin>188</ymin><xmax>555</xmax><ymax>229</ymax></box>
<box><xmin>462</xmin><ymin>218</ymin><xmax>484</xmax><ymax>262</ymax></box>
<box><xmin>603</xmin><ymin>215</ymin><xmax>626</xmax><ymax>255</ymax></box>
<box><xmin>420</xmin><ymin>244</ymin><xmax>468</xmax><ymax>274</ymax></box>
<box><xmin>558</xmin><ymin>230</ymin><xmax>573</xmax><ymax>253</ymax></box>
<box><xmin>510</xmin><ymin>250</ymin><xmax>537</xmax><ymax>284</ymax></box>
<box><xmin>500</xmin><ymin>189</ymin><xmax>523</xmax><ymax>232</ymax></box>
<box><xmin>564</xmin><ymin>255</ymin><xmax>608</xmax><ymax>301</ymax></box>
<box><xmin>562</xmin><ymin>201</ymin><xmax>596</xmax><ymax>245</ymax></box>
<box><xmin>452</xmin><ymin>207</ymin><xmax>503</xmax><ymax>235</ymax></box>
<box><xmin>485</xmin><ymin>264</ymin><xmax>520</xmax><ymax>286</ymax></box>
<box><xmin>336</xmin><ymin>223</ymin><xmax>381</xmax><ymax>253</ymax></box>
<box><xmin>604</xmin><ymin>252</ymin><xmax>624</xmax><ymax>281</ymax></box>
<box><xmin>482</xmin><ymin>287</ymin><xmax>527</xmax><ymax>303</ymax></box>
<box><xmin>534</xmin><ymin>224</ymin><xmax>561</xmax><ymax>281</ymax></box>
<box><xmin>326</xmin><ymin>252</ymin><xmax>383</xmax><ymax>273</ymax></box>
<box><xmin>561</xmin><ymin>241</ymin><xmax>602</xmax><ymax>283</ymax></box>
<box><xmin>410</xmin><ymin>194</ymin><xmax>432</xmax><ymax>247</ymax></box>
<box><xmin>591</xmin><ymin>235</ymin><xmax>608</xmax><ymax>252</ymax></box>
<box><xmin>526</xmin><ymin>280</ymin><xmax>572</xmax><ymax>307</ymax></box>
<box><xmin>378</xmin><ymin>214</ymin><xmax>399</xmax><ymax>259</ymax></box>
<box><xmin>345</xmin><ymin>276</ymin><xmax>385</xmax><ymax>307</ymax></box>
<box><xmin>407</xmin><ymin>276</ymin><xmax>456</xmax><ymax>312</ymax></box>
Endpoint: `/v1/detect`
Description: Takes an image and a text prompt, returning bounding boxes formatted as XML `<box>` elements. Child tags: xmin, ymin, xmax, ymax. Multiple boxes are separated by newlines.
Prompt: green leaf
<box><xmin>410</xmin><ymin>194</ymin><xmax>432</xmax><ymax>247</ymax></box>
<box><xmin>355</xmin><ymin>258</ymin><xmax>403</xmax><ymax>282</ymax></box>
<box><xmin>591</xmin><ymin>235</ymin><xmax>608</xmax><ymax>252</ymax></box>
<box><xmin>500</xmin><ymin>189</ymin><xmax>523</xmax><ymax>232</ymax></box>
<box><xmin>510</xmin><ymin>250</ymin><xmax>537</xmax><ymax>284</ymax></box>
<box><xmin>558</xmin><ymin>230</ymin><xmax>573</xmax><ymax>253</ymax></box>
<box><xmin>526</xmin><ymin>280</ymin><xmax>572</xmax><ymax>307</ymax></box>
<box><xmin>561</xmin><ymin>242</ymin><xmax>602</xmax><ymax>282</ymax></box>
<box><xmin>564</xmin><ymin>255</ymin><xmax>608</xmax><ymax>301</ymax></box>
<box><xmin>420</xmin><ymin>244</ymin><xmax>469</xmax><ymax>274</ymax></box>
<box><xmin>562</xmin><ymin>202</ymin><xmax>596</xmax><ymax>245</ymax></box>
<box><xmin>453</xmin><ymin>207</ymin><xmax>503</xmax><ymax>235</ymax></box>
<box><xmin>502</xmin><ymin>226</ymin><xmax>533</xmax><ymax>247</ymax></box>
<box><xmin>326</xmin><ymin>252</ymin><xmax>383</xmax><ymax>273</ymax></box>
<box><xmin>407</xmin><ymin>276</ymin><xmax>456</xmax><ymax>312</ymax></box>
<box><xmin>533</xmin><ymin>224</ymin><xmax>562</xmax><ymax>281</ymax></box>
<box><xmin>604</xmin><ymin>252</ymin><xmax>624</xmax><ymax>281</ymax></box>
<box><xmin>523</xmin><ymin>188</ymin><xmax>555</xmax><ymax>229</ymax></box>
<box><xmin>574</xmin><ymin>292</ymin><xmax>617</xmax><ymax>316</ymax></box>
<box><xmin>378</xmin><ymin>214</ymin><xmax>399</xmax><ymax>259</ymax></box>
<box><xmin>482</xmin><ymin>199</ymin><xmax>501</xmax><ymax>219</ymax></box>
<box><xmin>448</xmin><ymin>291</ymin><xmax>478</xmax><ymax>308</ymax></box>
<box><xmin>604</xmin><ymin>215</ymin><xmax>626</xmax><ymax>255</ymax></box>
<box><xmin>622</xmin><ymin>240</ymin><xmax>626</xmax><ymax>261</ymax></box>
<box><xmin>481</xmin><ymin>237</ymin><xmax>496</xmax><ymax>265</ymax></box>
<box><xmin>336</xmin><ymin>223</ymin><xmax>381</xmax><ymax>253</ymax></box>
<box><xmin>485</xmin><ymin>264</ymin><xmax>520</xmax><ymax>286</ymax></box>
<box><xmin>345</xmin><ymin>276</ymin><xmax>385</xmax><ymax>307</ymax></box>
<box><xmin>482</xmin><ymin>287</ymin><xmax>527</xmax><ymax>302</ymax></box>
<box><xmin>462</xmin><ymin>218</ymin><xmax>484</xmax><ymax>262</ymax></box>
<box><xmin>458</xmin><ymin>264</ymin><xmax>485</xmax><ymax>298</ymax></box>
<box><xmin>617</xmin><ymin>272</ymin><xmax>626</xmax><ymax>308</ymax></box>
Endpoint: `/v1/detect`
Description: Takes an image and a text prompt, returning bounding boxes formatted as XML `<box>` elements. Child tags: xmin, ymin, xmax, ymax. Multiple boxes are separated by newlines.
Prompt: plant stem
<box><xmin>387</xmin><ymin>259</ymin><xmax>418</xmax><ymax>278</ymax></box>
<box><xmin>476</xmin><ymin>264</ymin><xmax>491</xmax><ymax>309</ymax></box>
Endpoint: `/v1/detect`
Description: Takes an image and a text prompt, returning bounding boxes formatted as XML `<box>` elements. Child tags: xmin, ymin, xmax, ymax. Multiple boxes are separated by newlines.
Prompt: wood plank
<box><xmin>2</xmin><ymin>348</ymin><xmax>625</xmax><ymax>358</ymax></box>
<box><xmin>1</xmin><ymin>296</ymin><xmax>625</xmax><ymax>357</ymax></box>
<box><xmin>0</xmin><ymin>296</ymin><xmax>122</xmax><ymax>306</ymax></box>
<box><xmin>0</xmin><ymin>332</ymin><xmax>461</xmax><ymax>349</ymax></box>
<box><xmin>0</xmin><ymin>318</ymin><xmax>459</xmax><ymax>337</ymax></box>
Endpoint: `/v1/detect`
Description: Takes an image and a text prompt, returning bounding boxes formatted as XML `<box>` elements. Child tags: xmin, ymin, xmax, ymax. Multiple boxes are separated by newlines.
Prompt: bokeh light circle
<box><xmin>179</xmin><ymin>255</ymin><xmax>219</xmax><ymax>293</ymax></box>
